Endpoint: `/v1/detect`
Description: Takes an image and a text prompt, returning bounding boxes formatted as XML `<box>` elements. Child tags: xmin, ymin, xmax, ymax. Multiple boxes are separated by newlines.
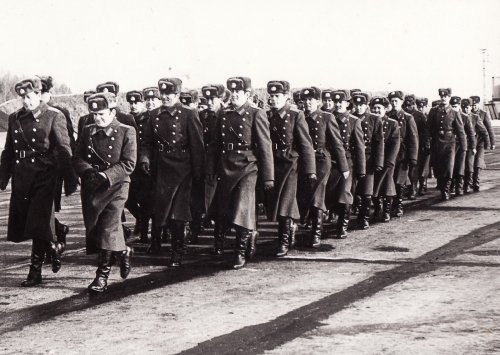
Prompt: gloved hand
<box><xmin>0</xmin><ymin>180</ymin><xmax>7</xmax><ymax>191</ymax></box>
<box><xmin>82</xmin><ymin>169</ymin><xmax>105</xmax><ymax>194</ymax></box>
<box><xmin>408</xmin><ymin>159</ymin><xmax>417</xmax><ymax>168</ymax></box>
<box><xmin>206</xmin><ymin>174</ymin><xmax>216</xmax><ymax>187</ymax></box>
<box><xmin>140</xmin><ymin>162</ymin><xmax>150</xmax><ymax>176</ymax></box>
<box><xmin>263</xmin><ymin>180</ymin><xmax>274</xmax><ymax>191</ymax></box>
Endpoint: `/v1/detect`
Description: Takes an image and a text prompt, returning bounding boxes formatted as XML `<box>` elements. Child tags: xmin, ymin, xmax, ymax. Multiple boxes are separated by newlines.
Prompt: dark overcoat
<box><xmin>206</xmin><ymin>101</ymin><xmax>274</xmax><ymax>230</ymax></box>
<box><xmin>139</xmin><ymin>102</ymin><xmax>205</xmax><ymax>225</ymax></box>
<box><xmin>0</xmin><ymin>103</ymin><xmax>73</xmax><ymax>242</ymax></box>
<box><xmin>425</xmin><ymin>106</ymin><xmax>467</xmax><ymax>180</ymax></box>
<box><xmin>77</xmin><ymin>108</ymin><xmax>138</xmax><ymax>141</ymax></box>
<box><xmin>466</xmin><ymin>112</ymin><xmax>490</xmax><ymax>171</ymax></box>
<box><xmin>409</xmin><ymin>108</ymin><xmax>430</xmax><ymax>178</ymax></box>
<box><xmin>472</xmin><ymin>110</ymin><xmax>494</xmax><ymax>169</ymax></box>
<box><xmin>265</xmin><ymin>104</ymin><xmax>316</xmax><ymax>221</ymax></box>
<box><xmin>73</xmin><ymin>118</ymin><xmax>136</xmax><ymax>253</ymax></box>
<box><xmin>454</xmin><ymin>112</ymin><xmax>476</xmax><ymax>176</ymax></box>
<box><xmin>388</xmin><ymin>109</ymin><xmax>419</xmax><ymax>185</ymax></box>
<box><xmin>353</xmin><ymin>111</ymin><xmax>384</xmax><ymax>196</ymax></box>
<box><xmin>373</xmin><ymin>116</ymin><xmax>400</xmax><ymax>197</ymax></box>
<box><xmin>297</xmin><ymin>109</ymin><xmax>348</xmax><ymax>217</ymax></box>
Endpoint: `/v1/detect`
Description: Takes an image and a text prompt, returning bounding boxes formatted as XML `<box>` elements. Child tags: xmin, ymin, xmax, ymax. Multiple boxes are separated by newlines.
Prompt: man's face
<box><xmin>304</xmin><ymin>97</ymin><xmax>318</xmax><ymax>112</ymax></box>
<box><xmin>230</xmin><ymin>89</ymin><xmax>249</xmax><ymax>108</ymax></box>
<box><xmin>462</xmin><ymin>105</ymin><xmax>470</xmax><ymax>114</ymax></box>
<box><xmin>323</xmin><ymin>98</ymin><xmax>334</xmax><ymax>110</ymax></box>
<box><xmin>390</xmin><ymin>98</ymin><xmax>403</xmax><ymax>111</ymax></box>
<box><xmin>440</xmin><ymin>94</ymin><xmax>450</xmax><ymax>106</ymax></box>
<box><xmin>188</xmin><ymin>102</ymin><xmax>198</xmax><ymax>109</ymax></box>
<box><xmin>41</xmin><ymin>92</ymin><xmax>51</xmax><ymax>104</ymax></box>
<box><xmin>451</xmin><ymin>104</ymin><xmax>460</xmax><ymax>112</ymax></box>
<box><xmin>353</xmin><ymin>103</ymin><xmax>367</xmax><ymax>115</ymax></box>
<box><xmin>129</xmin><ymin>101</ymin><xmax>145</xmax><ymax>114</ymax></box>
<box><xmin>417</xmin><ymin>103</ymin><xmax>425</xmax><ymax>112</ymax></box>
<box><xmin>145</xmin><ymin>97</ymin><xmax>160</xmax><ymax>111</ymax></box>
<box><xmin>371</xmin><ymin>104</ymin><xmax>386</xmax><ymax>117</ymax></box>
<box><xmin>334</xmin><ymin>100</ymin><xmax>348</xmax><ymax>113</ymax></box>
<box><xmin>471</xmin><ymin>102</ymin><xmax>479</xmax><ymax>112</ymax></box>
<box><xmin>94</xmin><ymin>108</ymin><xmax>116</xmax><ymax>127</ymax></box>
<box><xmin>269</xmin><ymin>93</ymin><xmax>287</xmax><ymax>110</ymax></box>
<box><xmin>403</xmin><ymin>102</ymin><xmax>415</xmax><ymax>113</ymax></box>
<box><xmin>22</xmin><ymin>91</ymin><xmax>42</xmax><ymax>111</ymax></box>
<box><xmin>161</xmin><ymin>93</ymin><xmax>179</xmax><ymax>107</ymax></box>
<box><xmin>207</xmin><ymin>97</ymin><xmax>221</xmax><ymax>111</ymax></box>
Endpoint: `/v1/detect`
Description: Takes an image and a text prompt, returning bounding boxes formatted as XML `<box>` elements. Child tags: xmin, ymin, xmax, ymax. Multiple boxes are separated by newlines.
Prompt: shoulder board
<box><xmin>48</xmin><ymin>107</ymin><xmax>63</xmax><ymax>114</ymax></box>
<box><xmin>288</xmin><ymin>106</ymin><xmax>300</xmax><ymax>113</ymax></box>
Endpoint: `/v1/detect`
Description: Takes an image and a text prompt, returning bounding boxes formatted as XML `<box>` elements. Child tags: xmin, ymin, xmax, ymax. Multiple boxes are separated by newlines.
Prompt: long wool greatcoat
<box><xmin>465</xmin><ymin>112</ymin><xmax>490</xmax><ymax>171</ymax></box>
<box><xmin>453</xmin><ymin>112</ymin><xmax>476</xmax><ymax>176</ymax></box>
<box><xmin>425</xmin><ymin>106</ymin><xmax>467</xmax><ymax>180</ymax></box>
<box><xmin>139</xmin><ymin>102</ymin><xmax>205</xmax><ymax>225</ymax></box>
<box><xmin>0</xmin><ymin>102</ymin><xmax>73</xmax><ymax>243</ymax></box>
<box><xmin>409</xmin><ymin>108</ymin><xmax>430</xmax><ymax>179</ymax></box>
<box><xmin>206</xmin><ymin>101</ymin><xmax>274</xmax><ymax>230</ymax></box>
<box><xmin>73</xmin><ymin>118</ymin><xmax>136</xmax><ymax>253</ymax></box>
<box><xmin>265</xmin><ymin>104</ymin><xmax>316</xmax><ymax>221</ymax></box>
<box><xmin>471</xmin><ymin>109</ymin><xmax>494</xmax><ymax>170</ymax></box>
<box><xmin>388</xmin><ymin>109</ymin><xmax>419</xmax><ymax>185</ymax></box>
<box><xmin>373</xmin><ymin>116</ymin><xmax>400</xmax><ymax>197</ymax></box>
<box><xmin>326</xmin><ymin>111</ymin><xmax>365</xmax><ymax>207</ymax></box>
<box><xmin>353</xmin><ymin>111</ymin><xmax>384</xmax><ymax>196</ymax></box>
<box><xmin>297</xmin><ymin>109</ymin><xmax>348</xmax><ymax>217</ymax></box>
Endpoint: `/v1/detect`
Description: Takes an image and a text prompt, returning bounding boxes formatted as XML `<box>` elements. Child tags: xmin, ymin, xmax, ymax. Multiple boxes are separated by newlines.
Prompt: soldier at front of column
<box><xmin>73</xmin><ymin>92</ymin><xmax>136</xmax><ymax>292</ymax></box>
<box><xmin>265</xmin><ymin>80</ymin><xmax>316</xmax><ymax>257</ymax></box>
<box><xmin>0</xmin><ymin>77</ymin><xmax>72</xmax><ymax>287</ymax></box>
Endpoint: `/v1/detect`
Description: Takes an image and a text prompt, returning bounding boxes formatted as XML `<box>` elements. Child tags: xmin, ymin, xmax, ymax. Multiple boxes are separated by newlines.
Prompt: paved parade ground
<box><xmin>0</xmin><ymin>129</ymin><xmax>499</xmax><ymax>355</ymax></box>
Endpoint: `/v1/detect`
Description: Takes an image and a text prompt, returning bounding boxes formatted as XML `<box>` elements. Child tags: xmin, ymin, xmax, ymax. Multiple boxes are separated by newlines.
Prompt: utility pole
<box><xmin>482</xmin><ymin>49</ymin><xmax>487</xmax><ymax>109</ymax></box>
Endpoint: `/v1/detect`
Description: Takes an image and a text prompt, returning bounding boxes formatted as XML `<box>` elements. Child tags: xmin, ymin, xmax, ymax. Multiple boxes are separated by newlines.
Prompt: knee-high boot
<box><xmin>276</xmin><ymin>217</ymin><xmax>291</xmax><ymax>257</ymax></box>
<box><xmin>213</xmin><ymin>215</ymin><xmax>227</xmax><ymax>255</ymax></box>
<box><xmin>337</xmin><ymin>204</ymin><xmax>350</xmax><ymax>239</ymax></box>
<box><xmin>310</xmin><ymin>207</ymin><xmax>323</xmax><ymax>248</ymax></box>
<box><xmin>393</xmin><ymin>185</ymin><xmax>404</xmax><ymax>217</ymax></box>
<box><xmin>21</xmin><ymin>239</ymin><xmax>46</xmax><ymax>287</ymax></box>
<box><xmin>357</xmin><ymin>196</ymin><xmax>371</xmax><ymax>230</ymax></box>
<box><xmin>88</xmin><ymin>249</ymin><xmax>113</xmax><ymax>292</ymax></box>
<box><xmin>147</xmin><ymin>226</ymin><xmax>163</xmax><ymax>254</ymax></box>
<box><xmin>473</xmin><ymin>167</ymin><xmax>481</xmax><ymax>192</ymax></box>
<box><xmin>169</xmin><ymin>220</ymin><xmax>187</xmax><ymax>267</ymax></box>
<box><xmin>234</xmin><ymin>226</ymin><xmax>251</xmax><ymax>269</ymax></box>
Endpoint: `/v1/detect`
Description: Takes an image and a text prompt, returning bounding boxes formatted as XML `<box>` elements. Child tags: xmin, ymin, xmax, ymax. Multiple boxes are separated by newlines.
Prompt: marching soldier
<box><xmin>197</xmin><ymin>84</ymin><xmax>225</xmax><ymax>246</ymax></box>
<box><xmin>143</xmin><ymin>87</ymin><xmax>162</xmax><ymax>112</ymax></box>
<box><xmin>470</xmin><ymin>96</ymin><xmax>496</xmax><ymax>191</ymax></box>
<box><xmin>328</xmin><ymin>90</ymin><xmax>365</xmax><ymax>238</ymax></box>
<box><xmin>351</xmin><ymin>92</ymin><xmax>384</xmax><ymax>229</ymax></box>
<box><xmin>38</xmin><ymin>75</ymin><xmax>78</xmax><ymax>254</ymax></box>
<box><xmin>387</xmin><ymin>91</ymin><xmax>418</xmax><ymax>215</ymax></box>
<box><xmin>462</xmin><ymin>98</ymin><xmax>490</xmax><ymax>193</ymax></box>
<box><xmin>265</xmin><ymin>80</ymin><xmax>316</xmax><ymax>257</ymax></box>
<box><xmin>124</xmin><ymin>90</ymin><xmax>152</xmax><ymax>243</ymax></box>
<box><xmin>450</xmin><ymin>96</ymin><xmax>475</xmax><ymax>195</ymax></box>
<box><xmin>297</xmin><ymin>87</ymin><xmax>348</xmax><ymax>247</ymax></box>
<box><xmin>73</xmin><ymin>92</ymin><xmax>136</xmax><ymax>292</ymax></box>
<box><xmin>77</xmin><ymin>90</ymin><xmax>97</xmax><ymax>141</ymax></box>
<box><xmin>139</xmin><ymin>78</ymin><xmax>205</xmax><ymax>266</ymax></box>
<box><xmin>370</xmin><ymin>97</ymin><xmax>400</xmax><ymax>222</ymax></box>
<box><xmin>403</xmin><ymin>94</ymin><xmax>429</xmax><ymax>198</ymax></box>
<box><xmin>0</xmin><ymin>77</ymin><xmax>72</xmax><ymax>286</ymax></box>
<box><xmin>424</xmin><ymin>88</ymin><xmax>467</xmax><ymax>200</ymax></box>
<box><xmin>206</xmin><ymin>77</ymin><xmax>274</xmax><ymax>268</ymax></box>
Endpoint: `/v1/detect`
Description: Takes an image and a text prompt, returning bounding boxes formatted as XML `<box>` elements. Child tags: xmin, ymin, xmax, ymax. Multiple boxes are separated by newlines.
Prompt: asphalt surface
<box><xmin>0</xmin><ymin>128</ymin><xmax>500</xmax><ymax>354</ymax></box>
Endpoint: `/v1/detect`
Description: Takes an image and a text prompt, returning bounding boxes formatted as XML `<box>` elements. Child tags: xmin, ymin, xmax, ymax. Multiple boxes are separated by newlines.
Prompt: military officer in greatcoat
<box><xmin>462</xmin><ymin>98</ymin><xmax>490</xmax><ymax>193</ymax></box>
<box><xmin>180</xmin><ymin>90</ymin><xmax>200</xmax><ymax>110</ymax></box>
<box><xmin>351</xmin><ymin>92</ymin><xmax>384</xmax><ymax>229</ymax></box>
<box><xmin>424</xmin><ymin>88</ymin><xmax>467</xmax><ymax>200</ymax></box>
<box><xmin>77</xmin><ymin>90</ymin><xmax>97</xmax><ymax>141</ymax></box>
<box><xmin>143</xmin><ymin>87</ymin><xmax>162</xmax><ymax>112</ymax></box>
<box><xmin>139</xmin><ymin>78</ymin><xmax>205</xmax><ymax>267</ymax></box>
<box><xmin>73</xmin><ymin>92</ymin><xmax>136</xmax><ymax>292</ymax></box>
<box><xmin>449</xmin><ymin>96</ymin><xmax>476</xmax><ymax>195</ymax></box>
<box><xmin>387</xmin><ymin>91</ymin><xmax>418</xmax><ymax>216</ymax></box>
<box><xmin>123</xmin><ymin>90</ymin><xmax>152</xmax><ymax>243</ymax></box>
<box><xmin>292</xmin><ymin>91</ymin><xmax>304</xmax><ymax>111</ymax></box>
<box><xmin>328</xmin><ymin>90</ymin><xmax>365</xmax><ymax>238</ymax></box>
<box><xmin>297</xmin><ymin>87</ymin><xmax>348</xmax><ymax>247</ymax></box>
<box><xmin>416</xmin><ymin>97</ymin><xmax>429</xmax><ymax>117</ymax></box>
<box><xmin>0</xmin><ymin>77</ymin><xmax>72</xmax><ymax>286</ymax></box>
<box><xmin>198</xmin><ymin>84</ymin><xmax>225</xmax><ymax>246</ymax></box>
<box><xmin>265</xmin><ymin>80</ymin><xmax>316</xmax><ymax>257</ymax></box>
<box><xmin>206</xmin><ymin>77</ymin><xmax>274</xmax><ymax>269</ymax></box>
<box><xmin>403</xmin><ymin>94</ymin><xmax>429</xmax><ymax>199</ymax></box>
<box><xmin>470</xmin><ymin>96</ymin><xmax>496</xmax><ymax>191</ymax></box>
<box><xmin>370</xmin><ymin>97</ymin><xmax>400</xmax><ymax>222</ymax></box>
<box><xmin>321</xmin><ymin>90</ymin><xmax>334</xmax><ymax>113</ymax></box>
<box><xmin>38</xmin><ymin>76</ymin><xmax>78</xmax><ymax>255</ymax></box>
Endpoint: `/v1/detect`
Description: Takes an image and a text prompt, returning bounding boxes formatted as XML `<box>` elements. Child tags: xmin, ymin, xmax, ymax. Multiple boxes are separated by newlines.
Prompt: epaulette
<box><xmin>48</xmin><ymin>106</ymin><xmax>63</xmax><ymax>114</ymax></box>
<box><xmin>288</xmin><ymin>106</ymin><xmax>300</xmax><ymax>113</ymax></box>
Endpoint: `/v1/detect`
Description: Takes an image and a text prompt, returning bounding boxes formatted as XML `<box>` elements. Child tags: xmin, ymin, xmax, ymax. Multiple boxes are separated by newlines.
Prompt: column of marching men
<box><xmin>0</xmin><ymin>76</ymin><xmax>495</xmax><ymax>292</ymax></box>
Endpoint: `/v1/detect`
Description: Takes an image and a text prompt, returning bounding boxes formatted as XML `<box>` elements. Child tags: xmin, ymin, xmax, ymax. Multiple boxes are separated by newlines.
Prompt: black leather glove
<box><xmin>408</xmin><ymin>159</ymin><xmax>417</xmax><ymax>168</ymax></box>
<box><xmin>0</xmin><ymin>180</ymin><xmax>7</xmax><ymax>191</ymax></box>
<box><xmin>82</xmin><ymin>169</ymin><xmax>104</xmax><ymax>194</ymax></box>
<box><xmin>140</xmin><ymin>162</ymin><xmax>150</xmax><ymax>176</ymax></box>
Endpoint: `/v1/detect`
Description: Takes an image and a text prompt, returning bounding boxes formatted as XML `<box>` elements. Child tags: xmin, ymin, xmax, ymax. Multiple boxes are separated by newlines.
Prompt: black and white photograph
<box><xmin>0</xmin><ymin>0</ymin><xmax>499</xmax><ymax>354</ymax></box>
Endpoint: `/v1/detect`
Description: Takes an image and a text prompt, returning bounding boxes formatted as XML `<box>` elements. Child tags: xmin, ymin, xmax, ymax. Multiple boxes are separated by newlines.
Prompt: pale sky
<box><xmin>1</xmin><ymin>0</ymin><xmax>499</xmax><ymax>102</ymax></box>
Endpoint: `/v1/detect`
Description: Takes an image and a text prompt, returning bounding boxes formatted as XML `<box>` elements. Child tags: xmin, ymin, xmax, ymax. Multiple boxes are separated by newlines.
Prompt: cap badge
<box><xmin>304</xmin><ymin>90</ymin><xmax>309</xmax><ymax>95</ymax></box>
<box><xmin>325</xmin><ymin>93</ymin><xmax>330</xmax><ymax>98</ymax></box>
<box><xmin>19</xmin><ymin>88</ymin><xmax>25</xmax><ymax>94</ymax></box>
<box><xmin>162</xmin><ymin>84</ymin><xmax>167</xmax><ymax>89</ymax></box>
<box><xmin>206</xmin><ymin>90</ymin><xmax>210</xmax><ymax>95</ymax></box>
<box><xmin>335</xmin><ymin>95</ymin><xmax>340</xmax><ymax>99</ymax></box>
<box><xmin>103</xmin><ymin>88</ymin><xmax>109</xmax><ymax>93</ymax></box>
<box><xmin>149</xmin><ymin>91</ymin><xmax>153</xmax><ymax>96</ymax></box>
<box><xmin>182</xmin><ymin>99</ymin><xmax>186</xmax><ymax>103</ymax></box>
<box><xmin>92</xmin><ymin>103</ymin><xmax>98</xmax><ymax>109</ymax></box>
<box><xmin>131</xmin><ymin>97</ymin><xmax>135</xmax><ymax>101</ymax></box>
<box><xmin>231</xmin><ymin>83</ymin><xmax>236</xmax><ymax>89</ymax></box>
<box><xmin>390</xmin><ymin>92</ymin><xmax>395</xmax><ymax>95</ymax></box>
<box><xmin>271</xmin><ymin>86</ymin><xmax>276</xmax><ymax>91</ymax></box>
<box><xmin>357</xmin><ymin>98</ymin><xmax>361</xmax><ymax>102</ymax></box>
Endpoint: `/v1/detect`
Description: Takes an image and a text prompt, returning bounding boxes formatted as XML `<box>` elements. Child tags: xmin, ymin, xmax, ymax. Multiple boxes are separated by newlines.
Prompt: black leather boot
<box><xmin>147</xmin><ymin>226</ymin><xmax>162</xmax><ymax>254</ymax></box>
<box><xmin>407</xmin><ymin>181</ymin><xmax>417</xmax><ymax>200</ymax></box>
<box><xmin>450</xmin><ymin>178</ymin><xmax>456</xmax><ymax>194</ymax></box>
<box><xmin>213</xmin><ymin>215</ymin><xmax>227</xmax><ymax>255</ymax></box>
<box><xmin>49</xmin><ymin>241</ymin><xmax>63</xmax><ymax>273</ymax></box>
<box><xmin>88</xmin><ymin>249</ymin><xmax>113</xmax><ymax>293</ymax></box>
<box><xmin>357</xmin><ymin>196</ymin><xmax>371</xmax><ymax>230</ymax></box>
<box><xmin>464</xmin><ymin>171</ymin><xmax>472</xmax><ymax>194</ymax></box>
<box><xmin>21</xmin><ymin>239</ymin><xmax>45</xmax><ymax>287</ymax></box>
<box><xmin>473</xmin><ymin>168</ymin><xmax>481</xmax><ymax>192</ymax></box>
<box><xmin>55</xmin><ymin>218</ymin><xmax>69</xmax><ymax>253</ymax></box>
<box><xmin>189</xmin><ymin>213</ymin><xmax>204</xmax><ymax>244</ymax></box>
<box><xmin>417</xmin><ymin>177</ymin><xmax>426</xmax><ymax>196</ymax></box>
<box><xmin>120</xmin><ymin>246</ymin><xmax>134</xmax><ymax>279</ymax></box>
<box><xmin>246</xmin><ymin>230</ymin><xmax>258</xmax><ymax>259</ymax></box>
<box><xmin>351</xmin><ymin>195</ymin><xmax>362</xmax><ymax>215</ymax></box>
<box><xmin>372</xmin><ymin>196</ymin><xmax>382</xmax><ymax>222</ymax></box>
<box><xmin>311</xmin><ymin>208</ymin><xmax>323</xmax><ymax>248</ymax></box>
<box><xmin>139</xmin><ymin>216</ymin><xmax>149</xmax><ymax>244</ymax></box>
<box><xmin>169</xmin><ymin>220</ymin><xmax>187</xmax><ymax>267</ymax></box>
<box><xmin>455</xmin><ymin>175</ymin><xmax>464</xmax><ymax>196</ymax></box>
<box><xmin>393</xmin><ymin>185</ymin><xmax>404</xmax><ymax>217</ymax></box>
<box><xmin>276</xmin><ymin>217</ymin><xmax>291</xmax><ymax>257</ymax></box>
<box><xmin>383</xmin><ymin>196</ymin><xmax>392</xmax><ymax>222</ymax></box>
<box><xmin>289</xmin><ymin>220</ymin><xmax>297</xmax><ymax>248</ymax></box>
<box><xmin>234</xmin><ymin>226</ymin><xmax>251</xmax><ymax>269</ymax></box>
<box><xmin>441</xmin><ymin>178</ymin><xmax>451</xmax><ymax>200</ymax></box>
<box><xmin>337</xmin><ymin>204</ymin><xmax>350</xmax><ymax>239</ymax></box>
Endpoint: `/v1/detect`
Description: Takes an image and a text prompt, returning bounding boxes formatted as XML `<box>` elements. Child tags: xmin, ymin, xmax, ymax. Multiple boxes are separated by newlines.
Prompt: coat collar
<box><xmin>91</xmin><ymin>118</ymin><xmax>120</xmax><ymax>136</ymax></box>
<box><xmin>335</xmin><ymin>110</ymin><xmax>350</xmax><ymax>122</ymax></box>
<box><xmin>234</xmin><ymin>100</ymin><xmax>252</xmax><ymax>116</ymax></box>
<box><xmin>159</xmin><ymin>102</ymin><xmax>183</xmax><ymax>116</ymax></box>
